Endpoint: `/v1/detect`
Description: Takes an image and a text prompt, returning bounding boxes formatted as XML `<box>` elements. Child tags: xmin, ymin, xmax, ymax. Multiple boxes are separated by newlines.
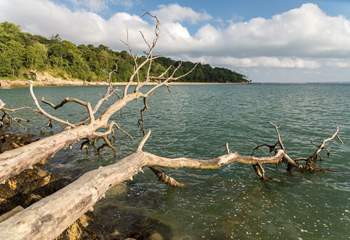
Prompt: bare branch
<box><xmin>97</xmin><ymin>135</ymin><xmax>117</xmax><ymax>155</ymax></box>
<box><xmin>137</xmin><ymin>130</ymin><xmax>151</xmax><ymax>152</ymax></box>
<box><xmin>124</xmin><ymin>12</ymin><xmax>161</xmax><ymax>95</ymax></box>
<box><xmin>123</xmin><ymin>56</ymin><xmax>158</xmax><ymax>97</ymax></box>
<box><xmin>29</xmin><ymin>81</ymin><xmax>75</xmax><ymax>127</ymax></box>
<box><xmin>304</xmin><ymin>127</ymin><xmax>342</xmax><ymax>170</ymax></box>
<box><xmin>152</xmin><ymin>65</ymin><xmax>172</xmax><ymax>80</ymax></box>
<box><xmin>137</xmin><ymin>97</ymin><xmax>148</xmax><ymax>135</ymax></box>
<box><xmin>140</xmin><ymin>12</ymin><xmax>160</xmax><ymax>54</ymax></box>
<box><xmin>150</xmin><ymin>167</ymin><xmax>185</xmax><ymax>187</ymax></box>
<box><xmin>225</xmin><ymin>143</ymin><xmax>230</xmax><ymax>154</ymax></box>
<box><xmin>269</xmin><ymin>122</ymin><xmax>285</xmax><ymax>150</ymax></box>
<box><xmin>252</xmin><ymin>143</ymin><xmax>277</xmax><ymax>154</ymax></box>
<box><xmin>314</xmin><ymin>126</ymin><xmax>340</xmax><ymax>156</ymax></box>
<box><xmin>41</xmin><ymin>97</ymin><xmax>95</xmax><ymax>123</ymax></box>
<box><xmin>144</xmin><ymin>62</ymin><xmax>198</xmax><ymax>97</ymax></box>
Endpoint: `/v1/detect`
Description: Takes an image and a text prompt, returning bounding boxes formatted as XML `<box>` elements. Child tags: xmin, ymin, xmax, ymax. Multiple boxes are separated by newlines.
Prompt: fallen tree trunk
<box><xmin>0</xmin><ymin>93</ymin><xmax>142</xmax><ymax>183</ymax></box>
<box><xmin>0</xmin><ymin>123</ymin><xmax>341</xmax><ymax>240</ymax></box>
<box><xmin>0</xmin><ymin>132</ymin><xmax>292</xmax><ymax>240</ymax></box>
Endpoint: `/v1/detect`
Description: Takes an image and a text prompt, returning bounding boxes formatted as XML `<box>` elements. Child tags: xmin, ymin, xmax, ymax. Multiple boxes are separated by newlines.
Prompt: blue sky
<box><xmin>2</xmin><ymin>0</ymin><xmax>350</xmax><ymax>82</ymax></box>
<box><xmin>55</xmin><ymin>0</ymin><xmax>350</xmax><ymax>20</ymax></box>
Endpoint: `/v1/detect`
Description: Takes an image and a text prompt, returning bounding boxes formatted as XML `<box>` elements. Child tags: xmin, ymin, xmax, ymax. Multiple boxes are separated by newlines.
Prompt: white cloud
<box><xmin>1</xmin><ymin>1</ymin><xmax>350</xmax><ymax>81</ymax></box>
<box><xmin>151</xmin><ymin>4</ymin><xmax>212</xmax><ymax>24</ymax></box>
<box><xmin>184</xmin><ymin>56</ymin><xmax>321</xmax><ymax>69</ymax></box>
<box><xmin>0</xmin><ymin>0</ymin><xmax>150</xmax><ymax>49</ymax></box>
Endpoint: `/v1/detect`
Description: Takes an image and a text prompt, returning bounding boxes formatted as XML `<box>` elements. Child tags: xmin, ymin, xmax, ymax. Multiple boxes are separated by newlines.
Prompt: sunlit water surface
<box><xmin>1</xmin><ymin>84</ymin><xmax>350</xmax><ymax>239</ymax></box>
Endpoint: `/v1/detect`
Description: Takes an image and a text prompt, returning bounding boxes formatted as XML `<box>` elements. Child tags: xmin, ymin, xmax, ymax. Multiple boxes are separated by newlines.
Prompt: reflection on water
<box><xmin>1</xmin><ymin>84</ymin><xmax>350</xmax><ymax>239</ymax></box>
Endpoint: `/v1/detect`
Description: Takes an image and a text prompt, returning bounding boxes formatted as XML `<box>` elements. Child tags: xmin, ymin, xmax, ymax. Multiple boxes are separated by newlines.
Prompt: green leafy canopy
<box><xmin>0</xmin><ymin>22</ymin><xmax>249</xmax><ymax>83</ymax></box>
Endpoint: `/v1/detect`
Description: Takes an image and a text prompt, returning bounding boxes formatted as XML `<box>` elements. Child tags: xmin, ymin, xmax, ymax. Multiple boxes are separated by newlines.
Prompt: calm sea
<box><xmin>1</xmin><ymin>84</ymin><xmax>350</xmax><ymax>239</ymax></box>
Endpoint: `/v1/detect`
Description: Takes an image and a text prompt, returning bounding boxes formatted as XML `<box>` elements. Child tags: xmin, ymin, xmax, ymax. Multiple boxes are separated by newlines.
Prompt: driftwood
<box><xmin>0</xmin><ymin>206</ymin><xmax>23</xmax><ymax>223</ymax></box>
<box><xmin>0</xmin><ymin>14</ymin><xmax>196</xmax><ymax>183</ymax></box>
<box><xmin>251</xmin><ymin>123</ymin><xmax>342</xmax><ymax>177</ymax></box>
<box><xmin>0</xmin><ymin>127</ymin><xmax>341</xmax><ymax>240</ymax></box>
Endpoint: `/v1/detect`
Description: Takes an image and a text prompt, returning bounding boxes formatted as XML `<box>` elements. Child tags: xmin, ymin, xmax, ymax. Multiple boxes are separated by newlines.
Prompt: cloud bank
<box><xmin>1</xmin><ymin>0</ymin><xmax>350</xmax><ymax>82</ymax></box>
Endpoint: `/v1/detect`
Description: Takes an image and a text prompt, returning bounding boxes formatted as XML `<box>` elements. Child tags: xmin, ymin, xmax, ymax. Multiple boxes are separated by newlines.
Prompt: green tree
<box><xmin>25</xmin><ymin>42</ymin><xmax>47</xmax><ymax>70</ymax></box>
<box><xmin>0</xmin><ymin>40</ymin><xmax>25</xmax><ymax>76</ymax></box>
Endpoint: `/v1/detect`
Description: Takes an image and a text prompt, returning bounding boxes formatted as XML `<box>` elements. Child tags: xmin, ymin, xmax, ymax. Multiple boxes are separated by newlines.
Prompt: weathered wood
<box><xmin>0</xmin><ymin>206</ymin><xmax>24</xmax><ymax>223</ymax></box>
<box><xmin>0</xmin><ymin>125</ymin><xmax>341</xmax><ymax>240</ymax></box>
<box><xmin>0</xmin><ymin>92</ymin><xmax>143</xmax><ymax>183</ymax></box>
<box><xmin>0</xmin><ymin>99</ymin><xmax>5</xmax><ymax>110</ymax></box>
<box><xmin>0</xmin><ymin>142</ymin><xmax>291</xmax><ymax>240</ymax></box>
<box><xmin>304</xmin><ymin>126</ymin><xmax>342</xmax><ymax>170</ymax></box>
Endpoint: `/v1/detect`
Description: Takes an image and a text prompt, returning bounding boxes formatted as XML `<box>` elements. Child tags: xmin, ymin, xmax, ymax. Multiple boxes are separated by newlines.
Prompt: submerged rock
<box><xmin>68</xmin><ymin>203</ymin><xmax>173</xmax><ymax>240</ymax></box>
<box><xmin>0</xmin><ymin>131</ymin><xmax>37</xmax><ymax>153</ymax></box>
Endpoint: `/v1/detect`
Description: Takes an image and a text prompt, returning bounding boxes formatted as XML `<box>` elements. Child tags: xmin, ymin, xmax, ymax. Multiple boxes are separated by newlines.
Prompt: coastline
<box><xmin>0</xmin><ymin>78</ymin><xmax>248</xmax><ymax>89</ymax></box>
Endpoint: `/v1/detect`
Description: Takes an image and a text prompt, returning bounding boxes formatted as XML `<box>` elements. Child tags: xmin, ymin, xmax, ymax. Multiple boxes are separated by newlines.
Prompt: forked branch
<box><xmin>0</xmin><ymin>130</ymin><xmax>301</xmax><ymax>240</ymax></box>
<box><xmin>41</xmin><ymin>97</ymin><xmax>95</xmax><ymax>123</ymax></box>
<box><xmin>0</xmin><ymin>99</ymin><xmax>30</xmax><ymax>128</ymax></box>
<box><xmin>253</xmin><ymin>124</ymin><xmax>342</xmax><ymax>173</ymax></box>
<box><xmin>29</xmin><ymin>82</ymin><xmax>75</xmax><ymax>128</ymax></box>
<box><xmin>304</xmin><ymin>126</ymin><xmax>342</xmax><ymax>170</ymax></box>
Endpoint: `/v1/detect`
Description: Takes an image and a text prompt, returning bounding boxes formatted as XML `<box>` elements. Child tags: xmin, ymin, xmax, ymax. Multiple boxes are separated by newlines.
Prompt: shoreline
<box><xmin>0</xmin><ymin>79</ymin><xmax>249</xmax><ymax>89</ymax></box>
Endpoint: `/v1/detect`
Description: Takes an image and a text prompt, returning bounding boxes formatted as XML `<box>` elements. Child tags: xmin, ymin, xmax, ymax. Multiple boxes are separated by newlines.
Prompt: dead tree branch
<box><xmin>93</xmin><ymin>65</ymin><xmax>119</xmax><ymax>115</ymax></box>
<box><xmin>0</xmin><ymin>130</ymin><xmax>298</xmax><ymax>240</ymax></box>
<box><xmin>0</xmin><ymin>16</ymin><xmax>197</xmax><ymax>183</ymax></box>
<box><xmin>29</xmin><ymin>83</ymin><xmax>76</xmax><ymax>128</ymax></box>
<box><xmin>253</xmin><ymin>124</ymin><xmax>342</xmax><ymax>174</ymax></box>
<box><xmin>41</xmin><ymin>97</ymin><xmax>95</xmax><ymax>123</ymax></box>
<box><xmin>304</xmin><ymin>126</ymin><xmax>342</xmax><ymax>171</ymax></box>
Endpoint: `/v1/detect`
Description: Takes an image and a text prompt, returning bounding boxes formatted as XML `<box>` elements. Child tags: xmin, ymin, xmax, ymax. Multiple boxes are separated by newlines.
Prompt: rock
<box><xmin>148</xmin><ymin>232</ymin><xmax>164</xmax><ymax>240</ymax></box>
<box><xmin>106</xmin><ymin>183</ymin><xmax>127</xmax><ymax>197</ymax></box>
<box><xmin>0</xmin><ymin>131</ymin><xmax>36</xmax><ymax>153</ymax></box>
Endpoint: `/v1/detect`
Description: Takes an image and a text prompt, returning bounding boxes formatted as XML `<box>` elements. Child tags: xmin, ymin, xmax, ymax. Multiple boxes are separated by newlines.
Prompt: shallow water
<box><xmin>1</xmin><ymin>84</ymin><xmax>350</xmax><ymax>239</ymax></box>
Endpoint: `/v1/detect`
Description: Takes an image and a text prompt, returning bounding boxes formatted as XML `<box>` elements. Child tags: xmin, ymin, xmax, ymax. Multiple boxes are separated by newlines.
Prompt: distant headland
<box><xmin>0</xmin><ymin>22</ymin><xmax>250</xmax><ymax>88</ymax></box>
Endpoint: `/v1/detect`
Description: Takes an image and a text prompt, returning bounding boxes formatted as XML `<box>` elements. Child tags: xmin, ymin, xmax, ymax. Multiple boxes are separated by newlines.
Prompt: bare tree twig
<box><xmin>304</xmin><ymin>126</ymin><xmax>342</xmax><ymax>171</ymax></box>
<box><xmin>41</xmin><ymin>97</ymin><xmax>95</xmax><ymax>123</ymax></box>
<box><xmin>29</xmin><ymin>81</ymin><xmax>75</xmax><ymax>127</ymax></box>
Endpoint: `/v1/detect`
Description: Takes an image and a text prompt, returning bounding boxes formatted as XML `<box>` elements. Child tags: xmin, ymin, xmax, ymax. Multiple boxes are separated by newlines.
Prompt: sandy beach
<box><xmin>0</xmin><ymin>73</ymin><xmax>248</xmax><ymax>89</ymax></box>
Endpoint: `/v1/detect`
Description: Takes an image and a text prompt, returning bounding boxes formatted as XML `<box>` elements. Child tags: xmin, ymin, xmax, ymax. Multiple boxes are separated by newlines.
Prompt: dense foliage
<box><xmin>0</xmin><ymin>22</ymin><xmax>249</xmax><ymax>83</ymax></box>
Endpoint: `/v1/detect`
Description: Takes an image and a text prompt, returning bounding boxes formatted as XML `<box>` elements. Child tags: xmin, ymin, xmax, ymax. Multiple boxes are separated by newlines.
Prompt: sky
<box><xmin>1</xmin><ymin>0</ymin><xmax>350</xmax><ymax>82</ymax></box>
